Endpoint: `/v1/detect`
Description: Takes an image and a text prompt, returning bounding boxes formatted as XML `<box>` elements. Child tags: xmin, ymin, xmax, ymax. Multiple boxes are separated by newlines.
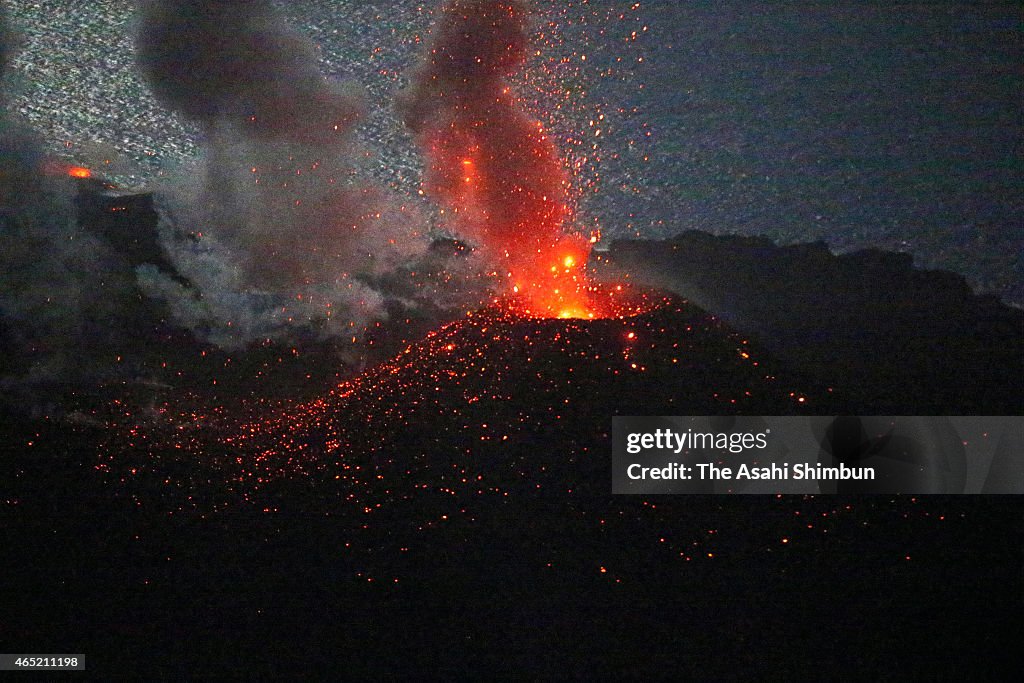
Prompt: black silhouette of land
<box><xmin>2</xmin><ymin>218</ymin><xmax>1021</xmax><ymax>677</ymax></box>
<box><xmin>598</xmin><ymin>232</ymin><xmax>1022</xmax><ymax>415</ymax></box>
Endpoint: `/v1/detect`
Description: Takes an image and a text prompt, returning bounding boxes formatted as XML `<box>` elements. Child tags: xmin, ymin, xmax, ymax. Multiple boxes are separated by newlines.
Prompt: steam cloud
<box><xmin>134</xmin><ymin>0</ymin><xmax>436</xmax><ymax>349</ymax></box>
<box><xmin>2</xmin><ymin>0</ymin><xmax>546</xmax><ymax>408</ymax></box>
<box><xmin>398</xmin><ymin>0</ymin><xmax>593</xmax><ymax>316</ymax></box>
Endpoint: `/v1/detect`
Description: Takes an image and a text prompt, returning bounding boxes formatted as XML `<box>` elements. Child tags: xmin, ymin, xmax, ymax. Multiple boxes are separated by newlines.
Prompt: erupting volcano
<box><xmin>95</xmin><ymin>293</ymin><xmax>833</xmax><ymax>514</ymax></box>
<box><xmin>400</xmin><ymin>0</ymin><xmax>605</xmax><ymax>319</ymax></box>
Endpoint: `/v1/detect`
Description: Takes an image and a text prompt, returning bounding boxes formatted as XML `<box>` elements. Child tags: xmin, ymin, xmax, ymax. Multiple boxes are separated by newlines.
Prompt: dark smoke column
<box><xmin>134</xmin><ymin>0</ymin><xmax>367</xmax><ymax>253</ymax></box>
<box><xmin>135</xmin><ymin>0</ymin><xmax>363</xmax><ymax>145</ymax></box>
<box><xmin>399</xmin><ymin>0</ymin><xmax>596</xmax><ymax>318</ymax></box>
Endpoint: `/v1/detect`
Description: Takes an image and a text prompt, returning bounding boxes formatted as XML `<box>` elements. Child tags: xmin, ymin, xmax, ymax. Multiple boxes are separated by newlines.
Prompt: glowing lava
<box><xmin>400</xmin><ymin>0</ymin><xmax>606</xmax><ymax>320</ymax></box>
<box><xmin>67</xmin><ymin>166</ymin><xmax>92</xmax><ymax>179</ymax></box>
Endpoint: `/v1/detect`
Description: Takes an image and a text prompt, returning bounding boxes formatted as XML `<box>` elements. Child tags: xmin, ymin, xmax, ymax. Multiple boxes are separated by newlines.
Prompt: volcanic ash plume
<box><xmin>399</xmin><ymin>0</ymin><xmax>596</xmax><ymax>319</ymax></box>
<box><xmin>136</xmin><ymin>0</ymin><xmax>363</xmax><ymax>146</ymax></box>
<box><xmin>134</xmin><ymin>0</ymin><xmax>428</xmax><ymax>349</ymax></box>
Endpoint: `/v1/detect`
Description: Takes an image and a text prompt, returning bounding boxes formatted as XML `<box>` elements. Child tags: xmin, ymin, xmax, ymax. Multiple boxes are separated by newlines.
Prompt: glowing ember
<box><xmin>94</xmin><ymin>291</ymin><xmax>835</xmax><ymax>519</ymax></box>
<box><xmin>67</xmin><ymin>166</ymin><xmax>92</xmax><ymax>179</ymax></box>
<box><xmin>504</xmin><ymin>277</ymin><xmax>647</xmax><ymax>321</ymax></box>
<box><xmin>400</xmin><ymin>0</ymin><xmax>607</xmax><ymax>320</ymax></box>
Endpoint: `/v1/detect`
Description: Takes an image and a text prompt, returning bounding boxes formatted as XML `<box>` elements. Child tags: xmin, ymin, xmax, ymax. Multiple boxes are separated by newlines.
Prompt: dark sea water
<box><xmin>621</xmin><ymin>2</ymin><xmax>1022</xmax><ymax>304</ymax></box>
<box><xmin>4</xmin><ymin>0</ymin><xmax>1021</xmax><ymax>303</ymax></box>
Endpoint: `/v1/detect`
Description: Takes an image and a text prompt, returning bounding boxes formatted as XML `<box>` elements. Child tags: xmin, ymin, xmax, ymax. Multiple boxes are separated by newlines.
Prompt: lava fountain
<box><xmin>400</xmin><ymin>0</ymin><xmax>609</xmax><ymax>319</ymax></box>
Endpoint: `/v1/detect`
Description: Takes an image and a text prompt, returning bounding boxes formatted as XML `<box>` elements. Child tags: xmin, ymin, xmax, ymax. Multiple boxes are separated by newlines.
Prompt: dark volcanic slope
<box><xmin>100</xmin><ymin>295</ymin><xmax>830</xmax><ymax>513</ymax></box>
<box><xmin>600</xmin><ymin>232</ymin><xmax>1024</xmax><ymax>414</ymax></box>
<box><xmin>7</xmin><ymin>295</ymin><xmax>1018</xmax><ymax>679</ymax></box>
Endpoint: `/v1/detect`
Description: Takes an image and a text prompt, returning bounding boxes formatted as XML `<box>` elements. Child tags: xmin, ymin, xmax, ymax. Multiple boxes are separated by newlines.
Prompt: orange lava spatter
<box><xmin>400</xmin><ymin>0</ymin><xmax>604</xmax><ymax>319</ymax></box>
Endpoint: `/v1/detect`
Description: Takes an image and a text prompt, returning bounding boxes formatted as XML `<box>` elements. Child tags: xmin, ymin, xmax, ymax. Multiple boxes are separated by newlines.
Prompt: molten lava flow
<box><xmin>400</xmin><ymin>0</ymin><xmax>604</xmax><ymax>319</ymax></box>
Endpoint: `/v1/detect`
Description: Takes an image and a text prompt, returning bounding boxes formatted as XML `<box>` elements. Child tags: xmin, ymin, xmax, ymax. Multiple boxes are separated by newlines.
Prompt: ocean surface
<box><xmin>4</xmin><ymin>1</ymin><xmax>1021</xmax><ymax>303</ymax></box>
